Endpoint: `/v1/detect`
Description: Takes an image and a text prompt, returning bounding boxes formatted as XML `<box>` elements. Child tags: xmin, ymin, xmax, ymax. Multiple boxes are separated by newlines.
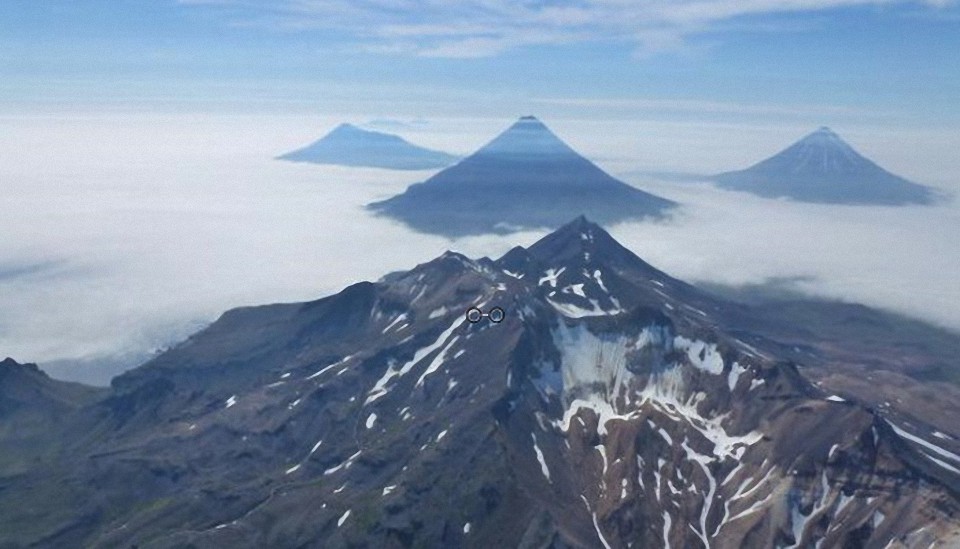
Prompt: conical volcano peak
<box><xmin>366</xmin><ymin>117</ymin><xmax>676</xmax><ymax>236</ymax></box>
<box><xmin>474</xmin><ymin>115</ymin><xmax>578</xmax><ymax>157</ymax></box>
<box><xmin>328</xmin><ymin>123</ymin><xmax>365</xmax><ymax>136</ymax></box>
<box><xmin>549</xmin><ymin>215</ymin><xmax>605</xmax><ymax>240</ymax></box>
<box><xmin>529</xmin><ymin>216</ymin><xmax>622</xmax><ymax>255</ymax></box>
<box><xmin>713</xmin><ymin>126</ymin><xmax>938</xmax><ymax>205</ymax></box>
<box><xmin>490</xmin><ymin>216</ymin><xmax>694</xmax><ymax>318</ymax></box>
<box><xmin>277</xmin><ymin>122</ymin><xmax>458</xmax><ymax>170</ymax></box>
<box><xmin>776</xmin><ymin>127</ymin><xmax>878</xmax><ymax>172</ymax></box>
<box><xmin>524</xmin><ymin>216</ymin><xmax>661</xmax><ymax>273</ymax></box>
<box><xmin>797</xmin><ymin>126</ymin><xmax>850</xmax><ymax>147</ymax></box>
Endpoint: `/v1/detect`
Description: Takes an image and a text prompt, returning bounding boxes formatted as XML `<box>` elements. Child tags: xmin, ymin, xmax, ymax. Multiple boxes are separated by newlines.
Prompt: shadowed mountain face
<box><xmin>0</xmin><ymin>358</ymin><xmax>106</xmax><ymax>476</ymax></box>
<box><xmin>713</xmin><ymin>127</ymin><xmax>940</xmax><ymax>205</ymax></box>
<box><xmin>368</xmin><ymin>117</ymin><xmax>677</xmax><ymax>236</ymax></box>
<box><xmin>277</xmin><ymin>124</ymin><xmax>458</xmax><ymax>170</ymax></box>
<box><xmin>2</xmin><ymin>218</ymin><xmax>960</xmax><ymax>548</ymax></box>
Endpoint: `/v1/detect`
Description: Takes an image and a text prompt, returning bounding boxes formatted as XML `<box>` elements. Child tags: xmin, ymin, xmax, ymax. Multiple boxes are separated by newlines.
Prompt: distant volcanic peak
<box><xmin>324</xmin><ymin>123</ymin><xmax>408</xmax><ymax>144</ymax></box>
<box><xmin>812</xmin><ymin>126</ymin><xmax>839</xmax><ymax>138</ymax></box>
<box><xmin>327</xmin><ymin>123</ymin><xmax>372</xmax><ymax>137</ymax></box>
<box><xmin>277</xmin><ymin>122</ymin><xmax>458</xmax><ymax>170</ymax></box>
<box><xmin>713</xmin><ymin>125</ymin><xmax>938</xmax><ymax>205</ymax></box>
<box><xmin>789</xmin><ymin>126</ymin><xmax>860</xmax><ymax>156</ymax></box>
<box><xmin>327</xmin><ymin>123</ymin><xmax>402</xmax><ymax>140</ymax></box>
<box><xmin>473</xmin><ymin>115</ymin><xmax>579</xmax><ymax>158</ymax></box>
<box><xmin>366</xmin><ymin>116</ymin><xmax>677</xmax><ymax>236</ymax></box>
<box><xmin>331</xmin><ymin>122</ymin><xmax>359</xmax><ymax>132</ymax></box>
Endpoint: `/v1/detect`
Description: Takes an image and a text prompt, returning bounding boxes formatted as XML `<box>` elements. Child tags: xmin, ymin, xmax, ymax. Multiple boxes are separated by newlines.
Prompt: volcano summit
<box><xmin>368</xmin><ymin>117</ymin><xmax>676</xmax><ymax>236</ymax></box>
<box><xmin>713</xmin><ymin>127</ymin><xmax>940</xmax><ymax>205</ymax></box>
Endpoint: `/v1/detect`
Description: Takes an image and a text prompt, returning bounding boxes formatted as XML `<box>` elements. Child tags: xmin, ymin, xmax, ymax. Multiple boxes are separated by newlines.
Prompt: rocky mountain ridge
<box><xmin>1</xmin><ymin>218</ymin><xmax>958</xmax><ymax>547</ymax></box>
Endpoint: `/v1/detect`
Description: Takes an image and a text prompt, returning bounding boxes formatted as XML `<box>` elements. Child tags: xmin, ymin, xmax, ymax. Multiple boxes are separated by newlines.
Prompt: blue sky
<box><xmin>2</xmin><ymin>0</ymin><xmax>959</xmax><ymax>125</ymax></box>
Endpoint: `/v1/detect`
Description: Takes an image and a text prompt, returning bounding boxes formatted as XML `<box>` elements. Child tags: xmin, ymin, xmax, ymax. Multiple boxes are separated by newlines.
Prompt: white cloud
<box><xmin>1</xmin><ymin>112</ymin><xmax>958</xmax><ymax>385</ymax></box>
<box><xmin>609</xmin><ymin>179</ymin><xmax>960</xmax><ymax>334</ymax></box>
<box><xmin>180</xmin><ymin>0</ymin><xmax>956</xmax><ymax>57</ymax></box>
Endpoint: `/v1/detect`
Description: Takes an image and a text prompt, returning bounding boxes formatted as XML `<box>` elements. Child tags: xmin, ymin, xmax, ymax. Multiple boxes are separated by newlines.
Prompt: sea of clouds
<box><xmin>1</xmin><ymin>112</ymin><xmax>957</xmax><ymax>385</ymax></box>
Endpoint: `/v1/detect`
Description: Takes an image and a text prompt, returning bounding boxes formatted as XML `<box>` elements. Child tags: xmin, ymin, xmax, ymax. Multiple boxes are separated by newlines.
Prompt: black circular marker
<box><xmin>466</xmin><ymin>307</ymin><xmax>483</xmax><ymax>323</ymax></box>
<box><xmin>488</xmin><ymin>307</ymin><xmax>505</xmax><ymax>323</ymax></box>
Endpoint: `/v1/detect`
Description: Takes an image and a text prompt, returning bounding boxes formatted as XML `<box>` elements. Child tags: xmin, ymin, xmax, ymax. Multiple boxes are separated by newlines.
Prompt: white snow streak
<box><xmin>580</xmin><ymin>493</ymin><xmax>612</xmax><ymax>549</ymax></box>
<box><xmin>658</xmin><ymin>427</ymin><xmax>674</xmax><ymax>446</ymax></box>
<box><xmin>927</xmin><ymin>455</ymin><xmax>960</xmax><ymax>474</ymax></box>
<box><xmin>538</xmin><ymin>267</ymin><xmax>566</xmax><ymax>287</ymax></box>
<box><xmin>593</xmin><ymin>270</ymin><xmax>609</xmax><ymax>293</ymax></box>
<box><xmin>415</xmin><ymin>332</ymin><xmax>462</xmax><ymax>387</ymax></box>
<box><xmin>888</xmin><ymin>420</ymin><xmax>960</xmax><ymax>465</ymax></box>
<box><xmin>307</xmin><ymin>355</ymin><xmax>354</xmax><ymax>380</ymax></box>
<box><xmin>728</xmin><ymin>362</ymin><xmax>746</xmax><ymax>391</ymax></box>
<box><xmin>547</xmin><ymin>296</ymin><xmax>623</xmax><ymax>318</ymax></box>
<box><xmin>367</xmin><ymin>317</ymin><xmax>465</xmax><ymax>404</ymax></box>
<box><xmin>323</xmin><ymin>451</ymin><xmax>362</xmax><ymax>476</ymax></box>
<box><xmin>382</xmin><ymin>313</ymin><xmax>408</xmax><ymax>334</ymax></box>
<box><xmin>681</xmin><ymin>439</ymin><xmax>716</xmax><ymax>548</ymax></box>
<box><xmin>532</xmin><ymin>433</ymin><xmax>551</xmax><ymax>482</ymax></box>
<box><xmin>662</xmin><ymin>511</ymin><xmax>673</xmax><ymax>549</ymax></box>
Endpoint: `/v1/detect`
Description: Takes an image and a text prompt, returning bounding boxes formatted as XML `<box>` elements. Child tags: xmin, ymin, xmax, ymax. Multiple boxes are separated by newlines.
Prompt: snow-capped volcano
<box><xmin>713</xmin><ymin>127</ymin><xmax>939</xmax><ymax>205</ymax></box>
<box><xmin>368</xmin><ymin>117</ymin><xmax>676</xmax><ymax>236</ymax></box>
<box><xmin>2</xmin><ymin>218</ymin><xmax>959</xmax><ymax>548</ymax></box>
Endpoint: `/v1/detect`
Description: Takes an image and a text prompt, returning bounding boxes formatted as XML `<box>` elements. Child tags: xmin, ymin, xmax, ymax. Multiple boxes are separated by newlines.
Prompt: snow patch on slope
<box><xmin>532</xmin><ymin>433</ymin><xmax>551</xmax><ymax>482</ymax></box>
<box><xmin>547</xmin><ymin>296</ymin><xmax>624</xmax><ymax>318</ymax></box>
<box><xmin>539</xmin><ymin>267</ymin><xmax>566</xmax><ymax>287</ymax></box>
<box><xmin>367</xmin><ymin>317</ymin><xmax>465</xmax><ymax>403</ymax></box>
<box><xmin>674</xmin><ymin>336</ymin><xmax>724</xmax><ymax>375</ymax></box>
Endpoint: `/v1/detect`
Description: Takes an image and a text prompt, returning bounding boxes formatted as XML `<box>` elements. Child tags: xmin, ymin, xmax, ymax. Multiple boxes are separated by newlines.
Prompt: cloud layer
<box><xmin>1</xmin><ymin>112</ymin><xmax>957</xmax><ymax>385</ymax></box>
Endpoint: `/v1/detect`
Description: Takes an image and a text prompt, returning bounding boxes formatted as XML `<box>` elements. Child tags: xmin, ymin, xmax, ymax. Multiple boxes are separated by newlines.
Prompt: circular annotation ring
<box><xmin>466</xmin><ymin>306</ymin><xmax>505</xmax><ymax>324</ymax></box>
